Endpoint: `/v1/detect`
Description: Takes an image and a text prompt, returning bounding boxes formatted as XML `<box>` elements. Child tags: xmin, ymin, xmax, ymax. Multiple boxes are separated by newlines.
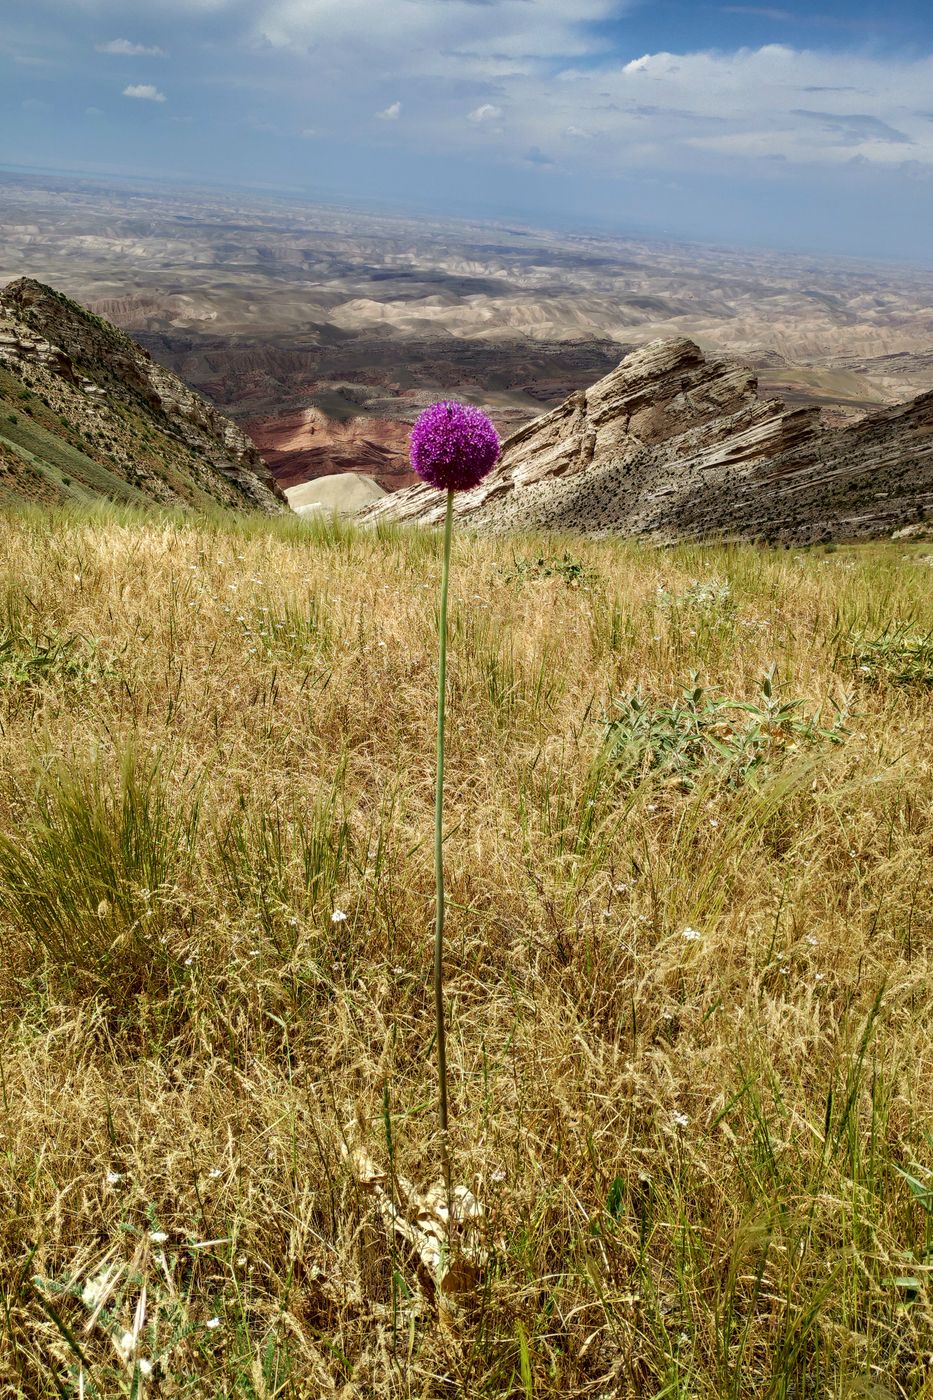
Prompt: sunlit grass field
<box><xmin>0</xmin><ymin>503</ymin><xmax>931</xmax><ymax>1398</ymax></box>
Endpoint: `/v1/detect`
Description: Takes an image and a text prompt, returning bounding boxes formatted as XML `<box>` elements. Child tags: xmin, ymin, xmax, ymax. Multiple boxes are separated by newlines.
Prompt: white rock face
<box><xmin>285</xmin><ymin>473</ymin><xmax>387</xmax><ymax>517</ymax></box>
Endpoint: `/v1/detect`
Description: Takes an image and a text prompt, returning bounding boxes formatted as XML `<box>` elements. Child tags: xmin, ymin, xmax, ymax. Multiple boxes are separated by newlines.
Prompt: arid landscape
<box><xmin>3</xmin><ymin>171</ymin><xmax>933</xmax><ymax>494</ymax></box>
<box><xmin>1</xmin><ymin>168</ymin><xmax>933</xmax><ymax>1398</ymax></box>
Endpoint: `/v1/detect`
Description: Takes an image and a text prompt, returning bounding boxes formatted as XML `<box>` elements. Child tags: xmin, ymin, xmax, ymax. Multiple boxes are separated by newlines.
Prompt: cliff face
<box><xmin>0</xmin><ymin>279</ymin><xmax>284</xmax><ymax>513</ymax></box>
<box><xmin>360</xmin><ymin>338</ymin><xmax>933</xmax><ymax>544</ymax></box>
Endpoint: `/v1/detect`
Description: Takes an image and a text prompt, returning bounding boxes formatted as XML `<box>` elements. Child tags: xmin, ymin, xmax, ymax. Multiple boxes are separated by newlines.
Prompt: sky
<box><xmin>2</xmin><ymin>0</ymin><xmax>933</xmax><ymax>262</ymax></box>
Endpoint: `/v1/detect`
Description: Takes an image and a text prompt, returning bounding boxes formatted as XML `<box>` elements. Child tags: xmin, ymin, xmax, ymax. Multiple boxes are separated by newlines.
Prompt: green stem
<box><xmin>434</xmin><ymin>488</ymin><xmax>454</xmax><ymax>1191</ymax></box>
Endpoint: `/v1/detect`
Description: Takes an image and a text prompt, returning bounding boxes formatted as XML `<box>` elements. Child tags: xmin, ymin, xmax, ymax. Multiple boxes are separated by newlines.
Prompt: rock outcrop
<box><xmin>0</xmin><ymin>279</ymin><xmax>285</xmax><ymax>513</ymax></box>
<box><xmin>360</xmin><ymin>338</ymin><xmax>933</xmax><ymax>544</ymax></box>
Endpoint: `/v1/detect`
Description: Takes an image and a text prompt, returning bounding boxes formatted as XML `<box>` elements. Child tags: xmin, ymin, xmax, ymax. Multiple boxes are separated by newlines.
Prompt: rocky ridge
<box><xmin>359</xmin><ymin>338</ymin><xmax>933</xmax><ymax>544</ymax></box>
<box><xmin>0</xmin><ymin>279</ymin><xmax>284</xmax><ymax>512</ymax></box>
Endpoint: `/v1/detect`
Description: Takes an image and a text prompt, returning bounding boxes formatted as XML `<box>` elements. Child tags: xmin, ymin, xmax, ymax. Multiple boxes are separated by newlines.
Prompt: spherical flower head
<box><xmin>410</xmin><ymin>401</ymin><xmax>500</xmax><ymax>491</ymax></box>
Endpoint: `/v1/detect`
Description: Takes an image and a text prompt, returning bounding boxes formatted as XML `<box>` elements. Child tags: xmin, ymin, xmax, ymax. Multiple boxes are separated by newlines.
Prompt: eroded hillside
<box><xmin>0</xmin><ymin>279</ymin><xmax>284</xmax><ymax>513</ymax></box>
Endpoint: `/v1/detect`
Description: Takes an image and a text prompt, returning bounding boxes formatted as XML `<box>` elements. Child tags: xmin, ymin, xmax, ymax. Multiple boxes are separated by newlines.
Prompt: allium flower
<box><xmin>410</xmin><ymin>401</ymin><xmax>500</xmax><ymax>491</ymax></box>
<box><xmin>412</xmin><ymin>400</ymin><xmax>500</xmax><ymax>1199</ymax></box>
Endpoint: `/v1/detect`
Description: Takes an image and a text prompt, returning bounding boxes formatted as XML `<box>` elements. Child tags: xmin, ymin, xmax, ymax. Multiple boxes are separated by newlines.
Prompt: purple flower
<box><xmin>410</xmin><ymin>401</ymin><xmax>501</xmax><ymax>491</ymax></box>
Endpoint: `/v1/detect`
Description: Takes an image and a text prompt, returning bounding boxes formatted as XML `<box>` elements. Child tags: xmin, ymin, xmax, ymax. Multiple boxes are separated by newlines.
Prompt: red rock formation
<box><xmin>246</xmin><ymin>407</ymin><xmax>417</xmax><ymax>490</ymax></box>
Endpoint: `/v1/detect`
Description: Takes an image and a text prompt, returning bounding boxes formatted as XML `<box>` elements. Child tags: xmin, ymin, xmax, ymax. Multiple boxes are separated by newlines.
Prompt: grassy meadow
<box><xmin>0</xmin><ymin>503</ymin><xmax>931</xmax><ymax>1397</ymax></box>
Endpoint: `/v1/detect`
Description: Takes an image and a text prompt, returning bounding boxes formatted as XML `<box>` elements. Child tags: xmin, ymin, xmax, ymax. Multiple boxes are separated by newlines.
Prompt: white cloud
<box><xmin>424</xmin><ymin>41</ymin><xmax>933</xmax><ymax>174</ymax></box>
<box><xmin>218</xmin><ymin>4</ymin><xmax>933</xmax><ymax>173</ymax></box>
<box><xmin>252</xmin><ymin>0</ymin><xmax>625</xmax><ymax>62</ymax></box>
<box><xmin>97</xmin><ymin>38</ymin><xmax>166</xmax><ymax>56</ymax></box>
<box><xmin>123</xmin><ymin>83</ymin><xmax>166</xmax><ymax>102</ymax></box>
<box><xmin>299</xmin><ymin>126</ymin><xmax>318</xmax><ymax>138</ymax></box>
<box><xmin>468</xmin><ymin>104</ymin><xmax>502</xmax><ymax>124</ymax></box>
<box><xmin>45</xmin><ymin>1</ymin><xmax>933</xmax><ymax>180</ymax></box>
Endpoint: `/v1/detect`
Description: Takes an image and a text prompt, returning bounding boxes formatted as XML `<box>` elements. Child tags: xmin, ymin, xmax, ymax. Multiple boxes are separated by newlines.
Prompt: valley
<box><xmin>2</xmin><ymin>171</ymin><xmax>932</xmax><ymax>493</ymax></box>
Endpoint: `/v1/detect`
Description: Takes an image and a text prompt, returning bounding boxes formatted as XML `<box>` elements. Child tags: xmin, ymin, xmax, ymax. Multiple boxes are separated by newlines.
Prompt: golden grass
<box><xmin>0</xmin><ymin>503</ymin><xmax>931</xmax><ymax>1397</ymax></box>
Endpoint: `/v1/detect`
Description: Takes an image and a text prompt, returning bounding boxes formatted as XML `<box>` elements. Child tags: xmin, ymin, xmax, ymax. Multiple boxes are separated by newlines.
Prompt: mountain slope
<box><xmin>360</xmin><ymin>338</ymin><xmax>933</xmax><ymax>544</ymax></box>
<box><xmin>0</xmin><ymin>278</ymin><xmax>284</xmax><ymax>512</ymax></box>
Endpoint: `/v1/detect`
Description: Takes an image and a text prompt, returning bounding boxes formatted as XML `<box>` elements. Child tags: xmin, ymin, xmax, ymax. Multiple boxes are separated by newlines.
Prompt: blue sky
<box><xmin>2</xmin><ymin>0</ymin><xmax>932</xmax><ymax>261</ymax></box>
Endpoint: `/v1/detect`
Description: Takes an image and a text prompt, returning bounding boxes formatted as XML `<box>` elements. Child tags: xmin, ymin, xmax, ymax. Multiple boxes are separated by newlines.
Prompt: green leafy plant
<box><xmin>0</xmin><ymin>625</ymin><xmax>112</xmax><ymax>690</ymax></box>
<box><xmin>655</xmin><ymin>575</ymin><xmax>735</xmax><ymax>615</ymax></box>
<box><xmin>603</xmin><ymin>668</ymin><xmax>847</xmax><ymax>790</ymax></box>
<box><xmin>505</xmin><ymin>551</ymin><xmax>597</xmax><ymax>588</ymax></box>
<box><xmin>842</xmin><ymin>624</ymin><xmax>933</xmax><ymax>687</ymax></box>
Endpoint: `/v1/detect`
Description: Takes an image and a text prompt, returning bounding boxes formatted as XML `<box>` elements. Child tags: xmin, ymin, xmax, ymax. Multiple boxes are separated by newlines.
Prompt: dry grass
<box><xmin>0</xmin><ymin>502</ymin><xmax>931</xmax><ymax>1397</ymax></box>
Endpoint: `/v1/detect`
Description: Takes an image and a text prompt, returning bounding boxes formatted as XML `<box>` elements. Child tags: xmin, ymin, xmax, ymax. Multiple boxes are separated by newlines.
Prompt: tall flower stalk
<box><xmin>433</xmin><ymin>488</ymin><xmax>454</xmax><ymax>1174</ymax></box>
<box><xmin>409</xmin><ymin>401</ymin><xmax>500</xmax><ymax>1185</ymax></box>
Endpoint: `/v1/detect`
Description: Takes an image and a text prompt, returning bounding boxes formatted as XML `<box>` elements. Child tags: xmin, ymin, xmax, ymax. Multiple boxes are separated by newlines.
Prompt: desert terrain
<box><xmin>2</xmin><ymin>170</ymin><xmax>932</xmax><ymax>491</ymax></box>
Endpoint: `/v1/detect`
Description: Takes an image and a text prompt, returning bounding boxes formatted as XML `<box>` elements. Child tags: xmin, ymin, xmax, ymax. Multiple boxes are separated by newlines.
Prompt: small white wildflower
<box><xmin>149</xmin><ymin>1230</ymin><xmax>168</xmax><ymax>1244</ymax></box>
<box><xmin>331</xmin><ymin>909</ymin><xmax>347</xmax><ymax>923</ymax></box>
<box><xmin>138</xmin><ymin>1359</ymin><xmax>153</xmax><ymax>1376</ymax></box>
<box><xmin>646</xmin><ymin>803</ymin><xmax>657</xmax><ymax>812</ymax></box>
<box><xmin>208</xmin><ymin>1168</ymin><xmax>222</xmax><ymax>1180</ymax></box>
<box><xmin>805</xmin><ymin>935</ymin><xmax>819</xmax><ymax>947</ymax></box>
<box><xmin>673</xmin><ymin>1111</ymin><xmax>690</xmax><ymax>1129</ymax></box>
<box><xmin>82</xmin><ymin>1272</ymin><xmax>110</xmax><ymax>1307</ymax></box>
<box><xmin>709</xmin><ymin>819</ymin><xmax>719</xmax><ymax>828</ymax></box>
<box><xmin>116</xmin><ymin>1330</ymin><xmax>136</xmax><ymax>1360</ymax></box>
<box><xmin>814</xmin><ymin>972</ymin><xmax>825</xmax><ymax>982</ymax></box>
<box><xmin>106</xmin><ymin>1170</ymin><xmax>123</xmax><ymax>1186</ymax></box>
<box><xmin>205</xmin><ymin>1316</ymin><xmax>220</xmax><ymax>1330</ymax></box>
<box><xmin>681</xmin><ymin>927</ymin><xmax>702</xmax><ymax>942</ymax></box>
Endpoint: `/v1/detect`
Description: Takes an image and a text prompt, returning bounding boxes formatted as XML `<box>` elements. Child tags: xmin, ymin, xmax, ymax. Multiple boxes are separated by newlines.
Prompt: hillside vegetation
<box><xmin>0</xmin><ymin>505</ymin><xmax>931</xmax><ymax>1397</ymax></box>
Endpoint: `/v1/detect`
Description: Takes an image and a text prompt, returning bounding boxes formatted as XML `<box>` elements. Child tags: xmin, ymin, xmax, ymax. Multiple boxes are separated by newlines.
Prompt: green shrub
<box><xmin>843</xmin><ymin>625</ymin><xmax>933</xmax><ymax>687</ymax></box>
<box><xmin>505</xmin><ymin>551</ymin><xmax>598</xmax><ymax>587</ymax></box>
<box><xmin>603</xmin><ymin>668</ymin><xmax>847</xmax><ymax>790</ymax></box>
<box><xmin>0</xmin><ymin>625</ymin><xmax>112</xmax><ymax>691</ymax></box>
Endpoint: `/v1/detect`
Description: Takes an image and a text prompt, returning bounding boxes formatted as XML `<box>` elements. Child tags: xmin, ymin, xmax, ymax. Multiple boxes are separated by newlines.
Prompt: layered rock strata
<box><xmin>360</xmin><ymin>338</ymin><xmax>933</xmax><ymax>544</ymax></box>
